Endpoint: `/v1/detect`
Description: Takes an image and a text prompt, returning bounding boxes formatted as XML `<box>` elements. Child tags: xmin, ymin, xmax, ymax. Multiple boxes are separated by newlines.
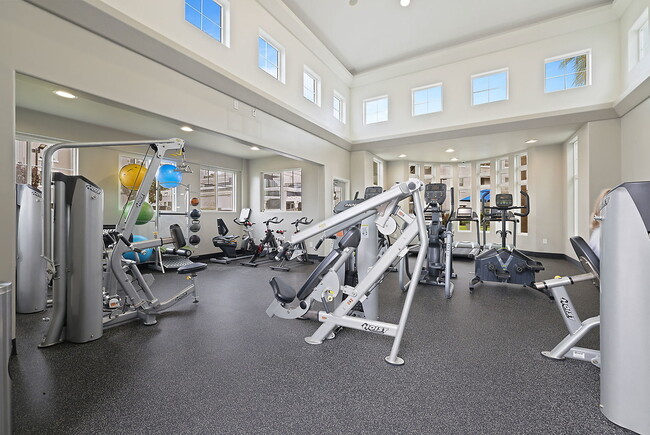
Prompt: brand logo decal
<box><xmin>560</xmin><ymin>297</ymin><xmax>575</xmax><ymax>320</ymax></box>
<box><xmin>361</xmin><ymin>323</ymin><xmax>387</xmax><ymax>334</ymax></box>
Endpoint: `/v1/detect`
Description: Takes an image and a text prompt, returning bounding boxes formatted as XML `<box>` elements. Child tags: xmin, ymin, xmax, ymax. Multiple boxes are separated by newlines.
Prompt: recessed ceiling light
<box><xmin>451</xmin><ymin>157</ymin><xmax>459</xmax><ymax>162</ymax></box>
<box><xmin>525</xmin><ymin>139</ymin><xmax>538</xmax><ymax>144</ymax></box>
<box><xmin>250</xmin><ymin>146</ymin><xmax>260</xmax><ymax>151</ymax></box>
<box><xmin>400</xmin><ymin>0</ymin><xmax>410</xmax><ymax>6</ymax></box>
<box><xmin>53</xmin><ymin>90</ymin><xmax>76</xmax><ymax>99</ymax></box>
<box><xmin>446</xmin><ymin>148</ymin><xmax>455</xmax><ymax>153</ymax></box>
<box><xmin>180</xmin><ymin>126</ymin><xmax>193</xmax><ymax>132</ymax></box>
<box><xmin>398</xmin><ymin>154</ymin><xmax>407</xmax><ymax>158</ymax></box>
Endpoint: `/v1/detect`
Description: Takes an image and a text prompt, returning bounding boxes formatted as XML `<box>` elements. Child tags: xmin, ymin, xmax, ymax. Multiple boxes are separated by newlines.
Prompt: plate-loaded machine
<box><xmin>266</xmin><ymin>180</ymin><xmax>428</xmax><ymax>365</ymax></box>
<box><xmin>40</xmin><ymin>139</ymin><xmax>206</xmax><ymax>347</ymax></box>
<box><xmin>533</xmin><ymin>236</ymin><xmax>601</xmax><ymax>366</ymax></box>
<box><xmin>470</xmin><ymin>191</ymin><xmax>543</xmax><ymax>290</ymax></box>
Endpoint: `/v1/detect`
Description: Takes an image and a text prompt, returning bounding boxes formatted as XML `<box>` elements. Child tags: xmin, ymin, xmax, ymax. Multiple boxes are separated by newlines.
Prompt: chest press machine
<box><xmin>266</xmin><ymin>179</ymin><xmax>428</xmax><ymax>365</ymax></box>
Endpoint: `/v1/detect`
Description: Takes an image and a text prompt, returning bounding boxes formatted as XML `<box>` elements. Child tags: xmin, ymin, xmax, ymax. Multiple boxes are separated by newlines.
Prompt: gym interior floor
<box><xmin>11</xmin><ymin>256</ymin><xmax>631</xmax><ymax>434</ymax></box>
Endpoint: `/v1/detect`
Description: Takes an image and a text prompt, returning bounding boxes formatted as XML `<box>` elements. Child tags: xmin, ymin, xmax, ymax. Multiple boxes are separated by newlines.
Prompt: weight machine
<box><xmin>266</xmin><ymin>180</ymin><xmax>428</xmax><ymax>365</ymax></box>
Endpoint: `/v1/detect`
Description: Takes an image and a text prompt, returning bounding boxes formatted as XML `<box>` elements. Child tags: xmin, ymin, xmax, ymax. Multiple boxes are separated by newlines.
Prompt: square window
<box><xmin>185</xmin><ymin>0</ymin><xmax>223</xmax><ymax>43</ymax></box>
<box><xmin>472</xmin><ymin>70</ymin><xmax>508</xmax><ymax>105</ymax></box>
<box><xmin>544</xmin><ymin>51</ymin><xmax>589</xmax><ymax>93</ymax></box>
<box><xmin>412</xmin><ymin>84</ymin><xmax>442</xmax><ymax>116</ymax></box>
<box><xmin>364</xmin><ymin>96</ymin><xmax>388</xmax><ymax>125</ymax></box>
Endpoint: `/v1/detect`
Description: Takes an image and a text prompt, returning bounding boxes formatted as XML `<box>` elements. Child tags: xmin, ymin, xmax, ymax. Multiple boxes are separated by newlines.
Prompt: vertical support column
<box><xmin>0</xmin><ymin>282</ymin><xmax>12</xmax><ymax>435</ymax></box>
<box><xmin>358</xmin><ymin>215</ymin><xmax>379</xmax><ymax>320</ymax></box>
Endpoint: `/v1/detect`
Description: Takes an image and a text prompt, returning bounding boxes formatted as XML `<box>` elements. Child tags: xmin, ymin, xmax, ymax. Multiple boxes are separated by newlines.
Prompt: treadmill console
<box><xmin>495</xmin><ymin>193</ymin><xmax>513</xmax><ymax>209</ymax></box>
<box><xmin>456</xmin><ymin>205</ymin><xmax>473</xmax><ymax>219</ymax></box>
<box><xmin>364</xmin><ymin>186</ymin><xmax>383</xmax><ymax>200</ymax></box>
<box><xmin>424</xmin><ymin>183</ymin><xmax>446</xmax><ymax>205</ymax></box>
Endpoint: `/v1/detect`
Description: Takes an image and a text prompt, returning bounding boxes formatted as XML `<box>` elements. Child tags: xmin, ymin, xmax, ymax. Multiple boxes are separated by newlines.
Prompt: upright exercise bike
<box><xmin>270</xmin><ymin>217</ymin><xmax>314</xmax><ymax>271</ymax></box>
<box><xmin>241</xmin><ymin>216</ymin><xmax>284</xmax><ymax>267</ymax></box>
<box><xmin>470</xmin><ymin>191</ymin><xmax>543</xmax><ymax>290</ymax></box>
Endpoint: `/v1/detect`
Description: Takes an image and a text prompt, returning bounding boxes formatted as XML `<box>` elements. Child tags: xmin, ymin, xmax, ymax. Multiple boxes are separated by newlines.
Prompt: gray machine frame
<box><xmin>266</xmin><ymin>179</ymin><xmax>428</xmax><ymax>365</ymax></box>
<box><xmin>40</xmin><ymin>138</ymin><xmax>203</xmax><ymax>347</ymax></box>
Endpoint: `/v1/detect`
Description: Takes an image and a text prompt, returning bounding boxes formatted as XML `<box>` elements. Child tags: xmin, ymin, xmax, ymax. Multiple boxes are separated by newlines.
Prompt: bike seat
<box><xmin>270</xmin><ymin>277</ymin><xmax>296</xmax><ymax>304</ymax></box>
<box><xmin>177</xmin><ymin>263</ymin><xmax>208</xmax><ymax>274</ymax></box>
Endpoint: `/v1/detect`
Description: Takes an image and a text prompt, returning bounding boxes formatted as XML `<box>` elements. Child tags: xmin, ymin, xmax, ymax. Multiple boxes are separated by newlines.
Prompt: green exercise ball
<box><xmin>122</xmin><ymin>200</ymin><xmax>154</xmax><ymax>225</ymax></box>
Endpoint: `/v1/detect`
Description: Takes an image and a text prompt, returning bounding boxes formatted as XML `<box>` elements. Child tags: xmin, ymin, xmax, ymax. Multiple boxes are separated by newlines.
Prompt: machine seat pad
<box><xmin>177</xmin><ymin>262</ymin><xmax>208</xmax><ymax>274</ymax></box>
<box><xmin>270</xmin><ymin>277</ymin><xmax>296</xmax><ymax>303</ymax></box>
<box><xmin>570</xmin><ymin>236</ymin><xmax>600</xmax><ymax>274</ymax></box>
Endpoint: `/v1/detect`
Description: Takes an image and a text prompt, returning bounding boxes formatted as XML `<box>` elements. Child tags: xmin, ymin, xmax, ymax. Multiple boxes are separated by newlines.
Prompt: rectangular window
<box><xmin>545</xmin><ymin>51</ymin><xmax>590</xmax><ymax>93</ymax></box>
<box><xmin>303</xmin><ymin>67</ymin><xmax>321</xmax><ymax>106</ymax></box>
<box><xmin>496</xmin><ymin>157</ymin><xmax>510</xmax><ymax>194</ymax></box>
<box><xmin>372</xmin><ymin>159</ymin><xmax>383</xmax><ymax>186</ymax></box>
<box><xmin>457</xmin><ymin>163</ymin><xmax>472</xmax><ymax>231</ymax></box>
<box><xmin>262</xmin><ymin>169</ymin><xmax>302</xmax><ymax>211</ymax></box>
<box><xmin>364</xmin><ymin>96</ymin><xmax>388</xmax><ymax>125</ymax></box>
<box><xmin>472</xmin><ymin>69</ymin><xmax>508</xmax><ymax>105</ymax></box>
<box><xmin>422</xmin><ymin>164</ymin><xmax>434</xmax><ymax>184</ymax></box>
<box><xmin>515</xmin><ymin>153</ymin><xmax>528</xmax><ymax>234</ymax></box>
<box><xmin>412</xmin><ymin>84</ymin><xmax>442</xmax><ymax>116</ymax></box>
<box><xmin>628</xmin><ymin>8</ymin><xmax>649</xmax><ymax>70</ymax></box>
<box><xmin>258</xmin><ymin>32</ymin><xmax>284</xmax><ymax>82</ymax></box>
<box><xmin>409</xmin><ymin>163</ymin><xmax>420</xmax><ymax>178</ymax></box>
<box><xmin>567</xmin><ymin>139</ymin><xmax>579</xmax><ymax>236</ymax></box>
<box><xmin>15</xmin><ymin>138</ymin><xmax>78</xmax><ymax>188</ymax></box>
<box><xmin>185</xmin><ymin>0</ymin><xmax>223</xmax><ymax>43</ymax></box>
<box><xmin>438</xmin><ymin>164</ymin><xmax>453</xmax><ymax>211</ymax></box>
<box><xmin>200</xmin><ymin>167</ymin><xmax>235</xmax><ymax>211</ymax></box>
<box><xmin>333</xmin><ymin>92</ymin><xmax>345</xmax><ymax>123</ymax></box>
<box><xmin>477</xmin><ymin>161</ymin><xmax>491</xmax><ymax>232</ymax></box>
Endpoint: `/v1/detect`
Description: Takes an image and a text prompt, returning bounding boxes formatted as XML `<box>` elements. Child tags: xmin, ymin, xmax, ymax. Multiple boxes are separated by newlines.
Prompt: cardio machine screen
<box><xmin>424</xmin><ymin>183</ymin><xmax>446</xmax><ymax>204</ymax></box>
<box><xmin>495</xmin><ymin>194</ymin><xmax>513</xmax><ymax>208</ymax></box>
<box><xmin>364</xmin><ymin>186</ymin><xmax>383</xmax><ymax>200</ymax></box>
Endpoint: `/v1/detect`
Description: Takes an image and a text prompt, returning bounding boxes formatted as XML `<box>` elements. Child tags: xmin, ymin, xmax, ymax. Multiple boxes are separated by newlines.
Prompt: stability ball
<box><xmin>119</xmin><ymin>164</ymin><xmax>147</xmax><ymax>190</ymax></box>
<box><xmin>156</xmin><ymin>164</ymin><xmax>183</xmax><ymax>188</ymax></box>
<box><xmin>122</xmin><ymin>235</ymin><xmax>153</xmax><ymax>263</ymax></box>
<box><xmin>122</xmin><ymin>201</ymin><xmax>154</xmax><ymax>225</ymax></box>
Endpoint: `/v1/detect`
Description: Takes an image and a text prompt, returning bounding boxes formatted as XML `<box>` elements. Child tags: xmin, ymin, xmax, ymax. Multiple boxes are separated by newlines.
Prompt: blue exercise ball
<box><xmin>156</xmin><ymin>164</ymin><xmax>183</xmax><ymax>188</ymax></box>
<box><xmin>122</xmin><ymin>235</ymin><xmax>154</xmax><ymax>263</ymax></box>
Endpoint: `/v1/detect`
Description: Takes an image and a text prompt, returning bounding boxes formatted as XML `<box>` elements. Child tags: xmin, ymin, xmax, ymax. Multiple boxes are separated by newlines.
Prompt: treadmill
<box><xmin>450</xmin><ymin>205</ymin><xmax>481</xmax><ymax>259</ymax></box>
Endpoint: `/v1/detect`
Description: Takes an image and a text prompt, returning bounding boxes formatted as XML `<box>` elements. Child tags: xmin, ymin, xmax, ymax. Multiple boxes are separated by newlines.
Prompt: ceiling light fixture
<box><xmin>53</xmin><ymin>90</ymin><xmax>76</xmax><ymax>99</ymax></box>
<box><xmin>180</xmin><ymin>126</ymin><xmax>193</xmax><ymax>132</ymax></box>
<box><xmin>525</xmin><ymin>139</ymin><xmax>538</xmax><ymax>144</ymax></box>
<box><xmin>445</xmin><ymin>148</ymin><xmax>455</xmax><ymax>153</ymax></box>
<box><xmin>250</xmin><ymin>146</ymin><xmax>260</xmax><ymax>151</ymax></box>
<box><xmin>400</xmin><ymin>0</ymin><xmax>410</xmax><ymax>6</ymax></box>
<box><xmin>451</xmin><ymin>157</ymin><xmax>459</xmax><ymax>162</ymax></box>
<box><xmin>398</xmin><ymin>154</ymin><xmax>407</xmax><ymax>158</ymax></box>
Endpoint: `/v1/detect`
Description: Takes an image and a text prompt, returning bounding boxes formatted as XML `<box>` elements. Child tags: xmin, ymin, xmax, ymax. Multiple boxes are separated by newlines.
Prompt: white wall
<box><xmin>621</xmin><ymin>97</ymin><xmax>650</xmax><ymax>181</ymax></box>
<box><xmin>247</xmin><ymin>155</ymin><xmax>325</xmax><ymax>251</ymax></box>
<box><xmin>352</xmin><ymin>20</ymin><xmax>620</xmax><ymax>142</ymax></box>
<box><xmin>97</xmin><ymin>0</ymin><xmax>352</xmax><ymax>141</ymax></box>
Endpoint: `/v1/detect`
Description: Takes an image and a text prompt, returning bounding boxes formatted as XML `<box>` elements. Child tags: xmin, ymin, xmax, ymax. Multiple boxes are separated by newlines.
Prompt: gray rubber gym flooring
<box><xmin>11</xmin><ymin>256</ymin><xmax>632</xmax><ymax>434</ymax></box>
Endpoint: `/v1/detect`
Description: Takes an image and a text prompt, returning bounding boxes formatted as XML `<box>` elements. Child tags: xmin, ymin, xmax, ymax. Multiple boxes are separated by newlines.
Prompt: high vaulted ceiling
<box><xmin>280</xmin><ymin>0</ymin><xmax>612</xmax><ymax>74</ymax></box>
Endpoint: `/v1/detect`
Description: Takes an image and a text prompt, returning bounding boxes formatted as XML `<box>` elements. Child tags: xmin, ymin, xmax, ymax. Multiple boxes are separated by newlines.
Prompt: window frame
<box><xmin>544</xmin><ymin>49</ymin><xmax>591</xmax><ymax>93</ymax></box>
<box><xmin>184</xmin><ymin>0</ymin><xmax>230</xmax><ymax>47</ymax></box>
<box><xmin>199</xmin><ymin>166</ymin><xmax>237</xmax><ymax>212</ymax></box>
<box><xmin>471</xmin><ymin>68</ymin><xmax>509</xmax><ymax>106</ymax></box>
<box><xmin>363</xmin><ymin>95</ymin><xmax>389</xmax><ymax>125</ymax></box>
<box><xmin>333</xmin><ymin>91</ymin><xmax>346</xmax><ymax>123</ymax></box>
<box><xmin>262</xmin><ymin>168</ymin><xmax>302</xmax><ymax>212</ymax></box>
<box><xmin>15</xmin><ymin>135</ymin><xmax>78</xmax><ymax>188</ymax></box>
<box><xmin>372</xmin><ymin>158</ymin><xmax>384</xmax><ymax>187</ymax></box>
<box><xmin>258</xmin><ymin>30</ymin><xmax>286</xmax><ymax>83</ymax></box>
<box><xmin>515</xmin><ymin>153</ymin><xmax>529</xmax><ymax>235</ymax></box>
<box><xmin>628</xmin><ymin>8</ymin><xmax>649</xmax><ymax>70</ymax></box>
<box><xmin>302</xmin><ymin>66</ymin><xmax>321</xmax><ymax>106</ymax></box>
<box><xmin>411</xmin><ymin>82</ymin><xmax>443</xmax><ymax>116</ymax></box>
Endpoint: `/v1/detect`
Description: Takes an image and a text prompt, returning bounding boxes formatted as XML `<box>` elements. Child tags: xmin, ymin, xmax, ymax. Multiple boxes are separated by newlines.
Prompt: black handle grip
<box><xmin>274</xmin><ymin>242</ymin><xmax>291</xmax><ymax>261</ymax></box>
<box><xmin>315</xmin><ymin>238</ymin><xmax>324</xmax><ymax>250</ymax></box>
<box><xmin>514</xmin><ymin>190</ymin><xmax>530</xmax><ymax>217</ymax></box>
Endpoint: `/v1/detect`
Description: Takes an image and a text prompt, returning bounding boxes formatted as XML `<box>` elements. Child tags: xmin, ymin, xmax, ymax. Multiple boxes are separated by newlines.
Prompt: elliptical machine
<box><xmin>470</xmin><ymin>190</ymin><xmax>543</xmax><ymax>290</ymax></box>
<box><xmin>420</xmin><ymin>183</ymin><xmax>455</xmax><ymax>297</ymax></box>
